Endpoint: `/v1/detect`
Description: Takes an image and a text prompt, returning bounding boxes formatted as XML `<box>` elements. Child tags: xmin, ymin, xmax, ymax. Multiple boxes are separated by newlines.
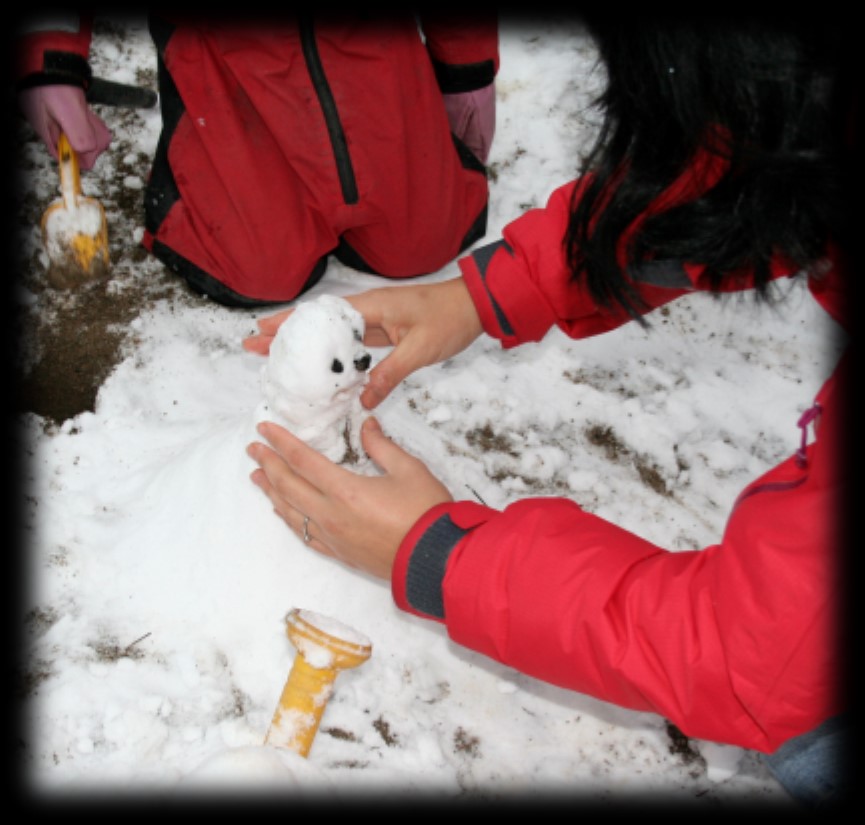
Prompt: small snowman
<box><xmin>257</xmin><ymin>295</ymin><xmax>372</xmax><ymax>464</ymax></box>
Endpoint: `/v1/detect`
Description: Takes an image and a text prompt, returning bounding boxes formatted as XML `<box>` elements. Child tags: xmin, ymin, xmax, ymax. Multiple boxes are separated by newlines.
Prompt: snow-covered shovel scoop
<box><xmin>264</xmin><ymin>608</ymin><xmax>372</xmax><ymax>757</ymax></box>
<box><xmin>41</xmin><ymin>132</ymin><xmax>110</xmax><ymax>289</ymax></box>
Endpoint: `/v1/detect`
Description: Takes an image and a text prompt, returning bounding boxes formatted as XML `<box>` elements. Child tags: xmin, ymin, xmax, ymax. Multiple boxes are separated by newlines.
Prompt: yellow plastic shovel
<box><xmin>40</xmin><ymin>132</ymin><xmax>110</xmax><ymax>288</ymax></box>
<box><xmin>265</xmin><ymin>608</ymin><xmax>372</xmax><ymax>757</ymax></box>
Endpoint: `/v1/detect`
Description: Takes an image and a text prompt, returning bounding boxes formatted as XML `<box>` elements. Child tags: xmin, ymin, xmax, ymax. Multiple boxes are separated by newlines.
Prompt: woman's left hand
<box><xmin>247</xmin><ymin>416</ymin><xmax>452</xmax><ymax>580</ymax></box>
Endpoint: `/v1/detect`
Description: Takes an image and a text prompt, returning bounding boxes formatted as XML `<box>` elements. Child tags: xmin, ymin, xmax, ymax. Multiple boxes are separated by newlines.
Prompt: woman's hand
<box><xmin>247</xmin><ymin>417</ymin><xmax>453</xmax><ymax>580</ymax></box>
<box><xmin>243</xmin><ymin>277</ymin><xmax>484</xmax><ymax>410</ymax></box>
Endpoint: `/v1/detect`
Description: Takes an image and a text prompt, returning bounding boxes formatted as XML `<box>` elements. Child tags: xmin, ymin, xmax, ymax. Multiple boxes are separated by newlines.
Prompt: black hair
<box><xmin>565</xmin><ymin>17</ymin><xmax>850</xmax><ymax>321</ymax></box>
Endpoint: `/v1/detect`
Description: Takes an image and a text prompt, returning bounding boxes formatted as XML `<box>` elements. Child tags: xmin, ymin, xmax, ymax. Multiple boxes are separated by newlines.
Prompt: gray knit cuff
<box><xmin>404</xmin><ymin>514</ymin><xmax>469</xmax><ymax>620</ymax></box>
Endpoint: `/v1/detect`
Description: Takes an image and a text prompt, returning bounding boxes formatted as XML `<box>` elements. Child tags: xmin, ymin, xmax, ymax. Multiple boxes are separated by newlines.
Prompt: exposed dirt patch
<box><xmin>585</xmin><ymin>422</ymin><xmax>671</xmax><ymax>497</ymax></box>
<box><xmin>12</xmin><ymin>19</ymin><xmax>196</xmax><ymax>429</ymax></box>
<box><xmin>372</xmin><ymin>715</ymin><xmax>399</xmax><ymax>747</ymax></box>
<box><xmin>13</xmin><ymin>151</ymin><xmax>196</xmax><ymax>429</ymax></box>
<box><xmin>585</xmin><ymin>422</ymin><xmax>629</xmax><ymax>461</ymax></box>
<box><xmin>91</xmin><ymin>632</ymin><xmax>150</xmax><ymax>663</ymax></box>
<box><xmin>15</xmin><ymin>275</ymin><xmax>167</xmax><ymax>425</ymax></box>
<box><xmin>466</xmin><ymin>422</ymin><xmax>519</xmax><ymax>457</ymax></box>
<box><xmin>453</xmin><ymin>726</ymin><xmax>481</xmax><ymax>758</ymax></box>
<box><xmin>323</xmin><ymin>726</ymin><xmax>359</xmax><ymax>742</ymax></box>
<box><xmin>666</xmin><ymin>721</ymin><xmax>707</xmax><ymax>777</ymax></box>
<box><xmin>15</xmin><ymin>658</ymin><xmax>53</xmax><ymax>701</ymax></box>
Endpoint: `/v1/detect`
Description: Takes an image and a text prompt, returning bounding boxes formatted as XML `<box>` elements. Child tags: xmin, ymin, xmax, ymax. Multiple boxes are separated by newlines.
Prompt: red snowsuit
<box><xmin>16</xmin><ymin>14</ymin><xmax>498</xmax><ymax>307</ymax></box>
<box><xmin>393</xmin><ymin>154</ymin><xmax>849</xmax><ymax>754</ymax></box>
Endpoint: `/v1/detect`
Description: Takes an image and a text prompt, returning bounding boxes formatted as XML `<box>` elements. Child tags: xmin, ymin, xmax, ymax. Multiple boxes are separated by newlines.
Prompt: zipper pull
<box><xmin>795</xmin><ymin>402</ymin><xmax>822</xmax><ymax>468</ymax></box>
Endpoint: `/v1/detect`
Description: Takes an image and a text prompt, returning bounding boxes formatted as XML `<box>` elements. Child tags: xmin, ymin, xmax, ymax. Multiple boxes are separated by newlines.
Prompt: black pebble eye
<box><xmin>331</xmin><ymin>358</ymin><xmax>344</xmax><ymax>373</ymax></box>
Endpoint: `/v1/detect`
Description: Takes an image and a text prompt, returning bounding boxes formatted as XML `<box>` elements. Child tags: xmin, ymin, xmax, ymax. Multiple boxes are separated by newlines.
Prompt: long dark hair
<box><xmin>566</xmin><ymin>18</ymin><xmax>849</xmax><ymax>320</ymax></box>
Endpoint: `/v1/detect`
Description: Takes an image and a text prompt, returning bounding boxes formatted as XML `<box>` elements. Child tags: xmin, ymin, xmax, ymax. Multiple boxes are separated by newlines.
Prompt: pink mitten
<box><xmin>442</xmin><ymin>83</ymin><xmax>496</xmax><ymax>164</ymax></box>
<box><xmin>19</xmin><ymin>84</ymin><xmax>112</xmax><ymax>170</ymax></box>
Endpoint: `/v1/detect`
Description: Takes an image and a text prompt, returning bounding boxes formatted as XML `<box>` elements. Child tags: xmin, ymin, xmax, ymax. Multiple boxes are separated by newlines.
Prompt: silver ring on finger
<box><xmin>302</xmin><ymin>515</ymin><xmax>311</xmax><ymax>544</ymax></box>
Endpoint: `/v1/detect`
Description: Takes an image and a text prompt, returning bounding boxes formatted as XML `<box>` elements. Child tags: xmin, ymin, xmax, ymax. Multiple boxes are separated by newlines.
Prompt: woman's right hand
<box><xmin>243</xmin><ymin>277</ymin><xmax>484</xmax><ymax>410</ymax></box>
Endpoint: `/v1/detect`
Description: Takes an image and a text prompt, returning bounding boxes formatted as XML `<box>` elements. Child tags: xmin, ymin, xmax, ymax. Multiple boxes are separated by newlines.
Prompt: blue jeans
<box><xmin>761</xmin><ymin>714</ymin><xmax>849</xmax><ymax>809</ymax></box>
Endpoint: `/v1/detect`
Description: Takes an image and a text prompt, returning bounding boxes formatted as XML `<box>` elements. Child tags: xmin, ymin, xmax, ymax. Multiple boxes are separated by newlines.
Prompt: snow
<box><xmin>42</xmin><ymin>198</ymin><xmax>105</xmax><ymax>242</ymax></box>
<box><xmin>14</xmin><ymin>15</ymin><xmax>846</xmax><ymax>810</ymax></box>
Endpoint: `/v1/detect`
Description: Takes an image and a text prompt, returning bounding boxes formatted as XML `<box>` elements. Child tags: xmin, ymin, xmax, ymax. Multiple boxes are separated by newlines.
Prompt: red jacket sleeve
<box><xmin>418</xmin><ymin>13</ymin><xmax>499</xmax><ymax>92</ymax></box>
<box><xmin>393</xmin><ymin>349</ymin><xmax>846</xmax><ymax>753</ymax></box>
<box><xmin>15</xmin><ymin>14</ymin><xmax>93</xmax><ymax>89</ymax></box>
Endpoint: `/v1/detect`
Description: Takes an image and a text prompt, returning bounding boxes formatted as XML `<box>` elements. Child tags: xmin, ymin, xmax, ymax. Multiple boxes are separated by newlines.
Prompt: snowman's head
<box><xmin>262</xmin><ymin>295</ymin><xmax>370</xmax><ymax>409</ymax></box>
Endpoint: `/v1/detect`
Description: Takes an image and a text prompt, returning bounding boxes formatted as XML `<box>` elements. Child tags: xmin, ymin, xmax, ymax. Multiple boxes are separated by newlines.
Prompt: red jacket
<box><xmin>393</xmin><ymin>161</ymin><xmax>849</xmax><ymax>754</ymax></box>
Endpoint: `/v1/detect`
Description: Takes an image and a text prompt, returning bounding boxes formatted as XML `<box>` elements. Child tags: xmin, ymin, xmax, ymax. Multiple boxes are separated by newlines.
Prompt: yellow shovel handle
<box><xmin>57</xmin><ymin>132</ymin><xmax>82</xmax><ymax>208</ymax></box>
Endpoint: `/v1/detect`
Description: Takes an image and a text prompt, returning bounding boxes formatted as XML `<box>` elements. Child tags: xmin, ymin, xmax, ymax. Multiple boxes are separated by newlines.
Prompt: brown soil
<box><xmin>11</xmin><ymin>17</ymin><xmax>192</xmax><ymax>429</ymax></box>
<box><xmin>16</xmin><ymin>275</ymin><xmax>154</xmax><ymax>426</ymax></box>
<box><xmin>12</xmin><ymin>137</ymin><xmax>193</xmax><ymax>428</ymax></box>
<box><xmin>13</xmin><ymin>257</ymin><xmax>189</xmax><ymax>428</ymax></box>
